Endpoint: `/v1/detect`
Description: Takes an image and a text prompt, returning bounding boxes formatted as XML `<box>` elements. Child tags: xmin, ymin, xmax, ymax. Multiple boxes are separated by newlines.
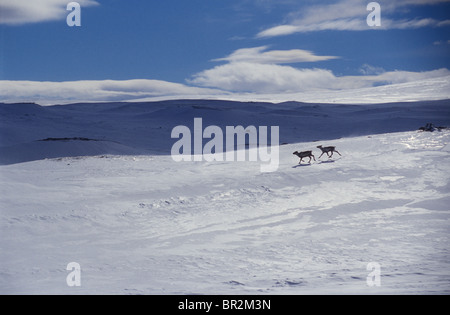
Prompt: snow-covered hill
<box><xmin>1</xmin><ymin>99</ymin><xmax>450</xmax><ymax>165</ymax></box>
<box><xmin>1</xmin><ymin>99</ymin><xmax>449</xmax><ymax>294</ymax></box>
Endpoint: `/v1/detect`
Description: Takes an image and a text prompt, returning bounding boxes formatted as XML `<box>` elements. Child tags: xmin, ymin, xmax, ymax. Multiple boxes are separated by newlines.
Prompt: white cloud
<box><xmin>214</xmin><ymin>46</ymin><xmax>339</xmax><ymax>64</ymax></box>
<box><xmin>257</xmin><ymin>0</ymin><xmax>450</xmax><ymax>37</ymax></box>
<box><xmin>0</xmin><ymin>0</ymin><xmax>99</xmax><ymax>25</ymax></box>
<box><xmin>333</xmin><ymin>68</ymin><xmax>450</xmax><ymax>89</ymax></box>
<box><xmin>395</xmin><ymin>0</ymin><xmax>450</xmax><ymax>5</ymax></box>
<box><xmin>0</xmin><ymin>79</ymin><xmax>227</xmax><ymax>104</ymax></box>
<box><xmin>190</xmin><ymin>61</ymin><xmax>450</xmax><ymax>94</ymax></box>
<box><xmin>433</xmin><ymin>39</ymin><xmax>450</xmax><ymax>45</ymax></box>
<box><xmin>391</xmin><ymin>18</ymin><xmax>450</xmax><ymax>29</ymax></box>
<box><xmin>359</xmin><ymin>64</ymin><xmax>385</xmax><ymax>76</ymax></box>
<box><xmin>2</xmin><ymin>69</ymin><xmax>450</xmax><ymax>104</ymax></box>
<box><xmin>189</xmin><ymin>62</ymin><xmax>338</xmax><ymax>93</ymax></box>
<box><xmin>258</xmin><ymin>18</ymin><xmax>450</xmax><ymax>37</ymax></box>
<box><xmin>187</xmin><ymin>47</ymin><xmax>340</xmax><ymax>93</ymax></box>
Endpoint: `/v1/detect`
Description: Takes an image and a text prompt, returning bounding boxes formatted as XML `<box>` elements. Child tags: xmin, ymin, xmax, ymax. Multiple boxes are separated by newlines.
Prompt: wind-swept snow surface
<box><xmin>1</xmin><ymin>100</ymin><xmax>449</xmax><ymax>294</ymax></box>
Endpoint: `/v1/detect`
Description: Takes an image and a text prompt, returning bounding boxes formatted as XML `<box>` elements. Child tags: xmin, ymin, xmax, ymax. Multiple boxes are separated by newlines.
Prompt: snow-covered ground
<box><xmin>1</xmin><ymin>99</ymin><xmax>450</xmax><ymax>294</ymax></box>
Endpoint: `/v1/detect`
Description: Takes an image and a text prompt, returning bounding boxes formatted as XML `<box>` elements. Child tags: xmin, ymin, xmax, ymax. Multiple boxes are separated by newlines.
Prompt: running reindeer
<box><xmin>317</xmin><ymin>145</ymin><xmax>342</xmax><ymax>159</ymax></box>
<box><xmin>293</xmin><ymin>150</ymin><xmax>316</xmax><ymax>164</ymax></box>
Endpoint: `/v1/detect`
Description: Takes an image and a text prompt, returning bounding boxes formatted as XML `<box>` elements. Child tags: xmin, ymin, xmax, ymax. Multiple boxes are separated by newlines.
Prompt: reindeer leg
<box><xmin>299</xmin><ymin>157</ymin><xmax>303</xmax><ymax>164</ymax></box>
<box><xmin>318</xmin><ymin>152</ymin><xmax>325</xmax><ymax>159</ymax></box>
<box><xmin>335</xmin><ymin>150</ymin><xmax>342</xmax><ymax>156</ymax></box>
<box><xmin>312</xmin><ymin>154</ymin><xmax>316</xmax><ymax>161</ymax></box>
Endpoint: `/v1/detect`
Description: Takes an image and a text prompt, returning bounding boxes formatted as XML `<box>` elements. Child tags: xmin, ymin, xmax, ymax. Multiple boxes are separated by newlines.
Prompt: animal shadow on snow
<box><xmin>292</xmin><ymin>163</ymin><xmax>312</xmax><ymax>168</ymax></box>
<box><xmin>318</xmin><ymin>159</ymin><xmax>336</xmax><ymax>164</ymax></box>
<box><xmin>292</xmin><ymin>158</ymin><xmax>340</xmax><ymax>168</ymax></box>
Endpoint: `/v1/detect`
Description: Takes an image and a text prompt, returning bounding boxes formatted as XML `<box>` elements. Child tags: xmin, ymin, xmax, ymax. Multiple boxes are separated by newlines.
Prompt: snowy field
<box><xmin>1</xmin><ymin>99</ymin><xmax>450</xmax><ymax>294</ymax></box>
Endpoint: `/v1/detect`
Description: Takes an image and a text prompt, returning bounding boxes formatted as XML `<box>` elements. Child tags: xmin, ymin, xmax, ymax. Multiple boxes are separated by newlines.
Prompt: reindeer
<box><xmin>293</xmin><ymin>150</ymin><xmax>316</xmax><ymax>164</ymax></box>
<box><xmin>317</xmin><ymin>145</ymin><xmax>341</xmax><ymax>159</ymax></box>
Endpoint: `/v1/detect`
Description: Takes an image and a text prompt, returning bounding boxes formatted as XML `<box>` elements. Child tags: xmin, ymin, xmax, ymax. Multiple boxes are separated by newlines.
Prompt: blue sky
<box><xmin>1</xmin><ymin>0</ymin><xmax>450</xmax><ymax>102</ymax></box>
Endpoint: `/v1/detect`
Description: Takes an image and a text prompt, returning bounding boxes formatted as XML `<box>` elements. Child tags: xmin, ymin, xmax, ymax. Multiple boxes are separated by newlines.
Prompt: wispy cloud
<box><xmin>0</xmin><ymin>0</ymin><xmax>99</xmax><ymax>25</ymax></box>
<box><xmin>2</xmin><ymin>69</ymin><xmax>450</xmax><ymax>104</ymax></box>
<box><xmin>0</xmin><ymin>79</ymin><xmax>227</xmax><ymax>104</ymax></box>
<box><xmin>333</xmin><ymin>68</ymin><xmax>450</xmax><ymax>89</ymax></box>
<box><xmin>359</xmin><ymin>64</ymin><xmax>385</xmax><ymax>75</ymax></box>
<box><xmin>433</xmin><ymin>39</ymin><xmax>450</xmax><ymax>45</ymax></box>
<box><xmin>214</xmin><ymin>46</ymin><xmax>339</xmax><ymax>64</ymax></box>
<box><xmin>257</xmin><ymin>0</ymin><xmax>450</xmax><ymax>37</ymax></box>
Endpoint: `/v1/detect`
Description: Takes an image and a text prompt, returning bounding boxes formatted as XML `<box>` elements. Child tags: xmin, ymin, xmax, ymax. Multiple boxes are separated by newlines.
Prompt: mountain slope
<box><xmin>1</xmin><ymin>99</ymin><xmax>449</xmax><ymax>165</ymax></box>
<box><xmin>1</xmin><ymin>130</ymin><xmax>449</xmax><ymax>294</ymax></box>
<box><xmin>0</xmin><ymin>99</ymin><xmax>449</xmax><ymax>294</ymax></box>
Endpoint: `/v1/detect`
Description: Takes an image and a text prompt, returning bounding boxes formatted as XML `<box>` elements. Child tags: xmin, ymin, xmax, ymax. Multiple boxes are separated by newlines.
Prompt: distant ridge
<box><xmin>1</xmin><ymin>98</ymin><xmax>450</xmax><ymax>165</ymax></box>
